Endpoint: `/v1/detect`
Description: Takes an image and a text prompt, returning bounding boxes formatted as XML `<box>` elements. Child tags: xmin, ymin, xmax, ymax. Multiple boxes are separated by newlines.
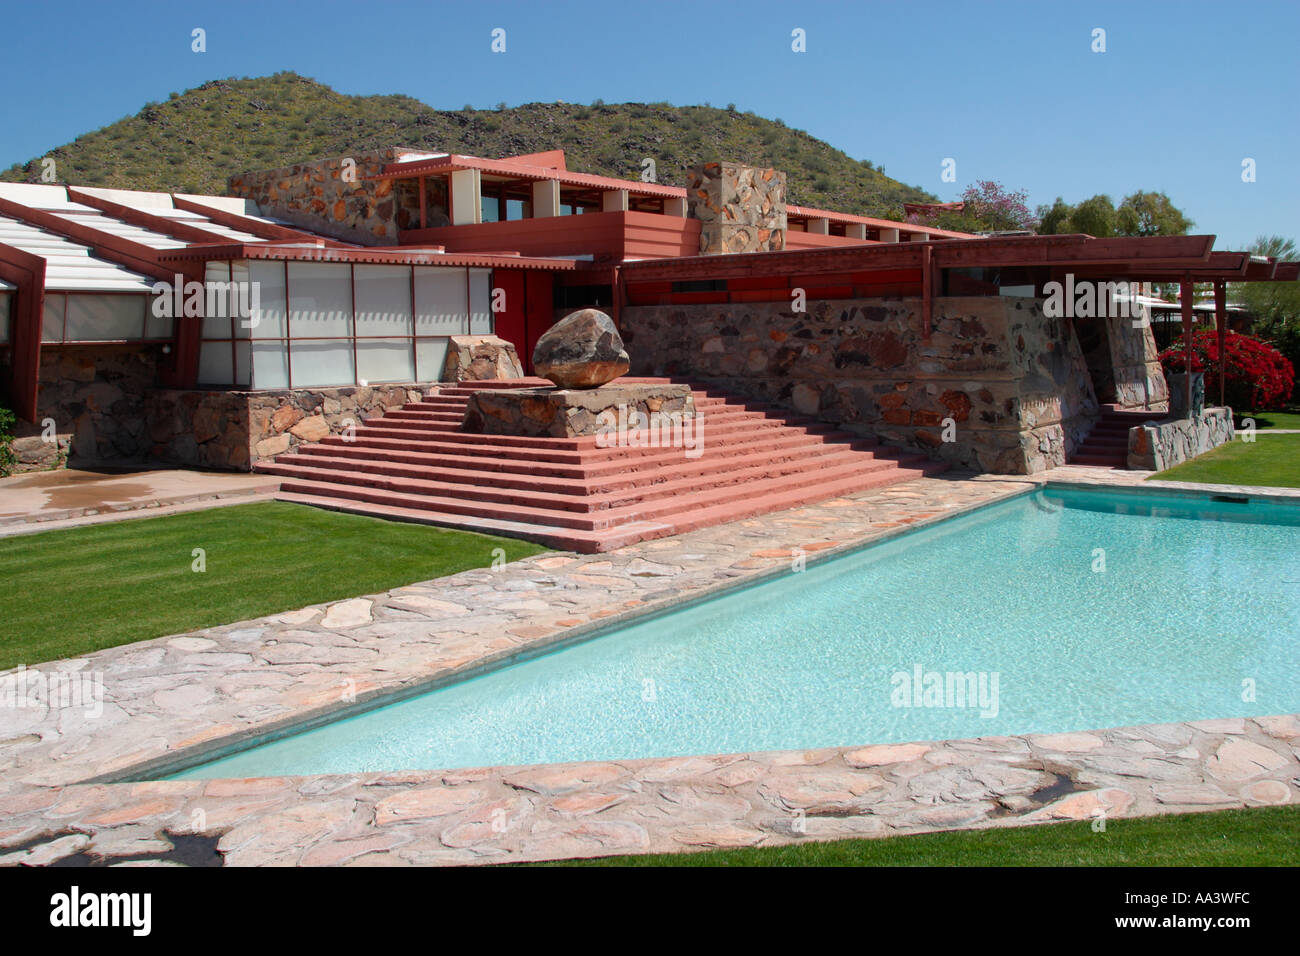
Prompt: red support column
<box><xmin>0</xmin><ymin>248</ymin><xmax>45</xmax><ymax>422</ymax></box>
<box><xmin>921</xmin><ymin>245</ymin><xmax>933</xmax><ymax>339</ymax></box>
<box><xmin>1180</xmin><ymin>278</ymin><xmax>1194</xmax><ymax>415</ymax></box>
<box><xmin>1213</xmin><ymin>280</ymin><xmax>1227</xmax><ymax>408</ymax></box>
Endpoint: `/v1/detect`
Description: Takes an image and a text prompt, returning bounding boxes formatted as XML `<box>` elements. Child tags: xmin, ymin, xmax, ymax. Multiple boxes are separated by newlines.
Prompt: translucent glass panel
<box><xmin>42</xmin><ymin>295</ymin><xmax>63</xmax><ymax>342</ymax></box>
<box><xmin>0</xmin><ymin>293</ymin><xmax>9</xmax><ymax>344</ymax></box>
<box><xmin>354</xmin><ymin>265</ymin><xmax>413</xmax><ymax>337</ymax></box>
<box><xmin>198</xmin><ymin>341</ymin><xmax>233</xmax><ymax>385</ymax></box>
<box><xmin>248</xmin><ymin>260</ymin><xmax>287</xmax><ymax>338</ymax></box>
<box><xmin>65</xmin><ymin>294</ymin><xmax>146</xmax><ymax>340</ymax></box>
<box><xmin>145</xmin><ymin>311</ymin><xmax>175</xmax><ymax>340</ymax></box>
<box><xmin>468</xmin><ymin>268</ymin><xmax>493</xmax><ymax>334</ymax></box>
<box><xmin>288</xmin><ymin>262</ymin><xmax>352</xmax><ymax>338</ymax></box>
<box><xmin>357</xmin><ymin>339</ymin><xmax>415</xmax><ymax>384</ymax></box>
<box><xmin>414</xmin><ymin>267</ymin><xmax>467</xmax><ymax>335</ymax></box>
<box><xmin>202</xmin><ymin>261</ymin><xmax>232</xmax><ymax>337</ymax></box>
<box><xmin>415</xmin><ymin>338</ymin><xmax>449</xmax><ymax>382</ymax></box>
<box><xmin>252</xmin><ymin>342</ymin><xmax>290</xmax><ymax>389</ymax></box>
<box><xmin>41</xmin><ymin>294</ymin><xmax>153</xmax><ymax>342</ymax></box>
<box><xmin>290</xmin><ymin>341</ymin><xmax>355</xmax><ymax>388</ymax></box>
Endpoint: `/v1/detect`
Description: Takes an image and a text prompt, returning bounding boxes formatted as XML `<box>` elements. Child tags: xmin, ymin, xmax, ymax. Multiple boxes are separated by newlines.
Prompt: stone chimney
<box><xmin>685</xmin><ymin>162</ymin><xmax>787</xmax><ymax>255</ymax></box>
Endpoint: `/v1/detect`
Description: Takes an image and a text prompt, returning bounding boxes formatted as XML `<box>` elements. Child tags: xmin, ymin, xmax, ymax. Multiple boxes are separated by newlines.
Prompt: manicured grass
<box><xmin>0</xmin><ymin>502</ymin><xmax>546</xmax><ymax>668</ymax></box>
<box><xmin>542</xmin><ymin>805</ymin><xmax>1300</xmax><ymax>866</ymax></box>
<box><xmin>1236</xmin><ymin>408</ymin><xmax>1300</xmax><ymax>430</ymax></box>
<box><xmin>1149</xmin><ymin>433</ymin><xmax>1300</xmax><ymax>488</ymax></box>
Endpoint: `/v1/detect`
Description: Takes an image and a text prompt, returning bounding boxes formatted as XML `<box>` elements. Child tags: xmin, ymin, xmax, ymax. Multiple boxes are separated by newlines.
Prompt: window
<box><xmin>0</xmin><ymin>292</ymin><xmax>10</xmax><ymax>344</ymax></box>
<box><xmin>38</xmin><ymin>293</ymin><xmax>158</xmax><ymax>343</ymax></box>
<box><xmin>196</xmin><ymin>259</ymin><xmax>491</xmax><ymax>388</ymax></box>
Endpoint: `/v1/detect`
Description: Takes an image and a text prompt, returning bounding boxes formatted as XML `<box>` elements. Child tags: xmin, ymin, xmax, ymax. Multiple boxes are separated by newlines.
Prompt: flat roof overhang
<box><xmin>618</xmin><ymin>234</ymin><xmax>1298</xmax><ymax>284</ymax></box>
<box><xmin>154</xmin><ymin>242</ymin><xmax>578</xmax><ymax>271</ymax></box>
<box><xmin>365</xmin><ymin>154</ymin><xmax>687</xmax><ymax>201</ymax></box>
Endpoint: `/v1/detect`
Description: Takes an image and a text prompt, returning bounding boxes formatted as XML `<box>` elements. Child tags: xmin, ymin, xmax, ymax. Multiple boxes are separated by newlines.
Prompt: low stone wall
<box><xmin>15</xmin><ymin>345</ymin><xmax>160</xmax><ymax>472</ymax></box>
<box><xmin>147</xmin><ymin>384</ymin><xmax>427</xmax><ymax>471</ymax></box>
<box><xmin>621</xmin><ymin>295</ymin><xmax>1099</xmax><ymax>474</ymax></box>
<box><xmin>1127</xmin><ymin>408</ymin><xmax>1234</xmax><ymax>471</ymax></box>
<box><xmin>463</xmin><ymin>383</ymin><xmax>694</xmax><ymax>438</ymax></box>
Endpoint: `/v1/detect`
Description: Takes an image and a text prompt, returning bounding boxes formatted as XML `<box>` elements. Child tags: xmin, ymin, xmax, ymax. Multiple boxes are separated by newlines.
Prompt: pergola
<box><xmin>618</xmin><ymin>233</ymin><xmax>1300</xmax><ymax>413</ymax></box>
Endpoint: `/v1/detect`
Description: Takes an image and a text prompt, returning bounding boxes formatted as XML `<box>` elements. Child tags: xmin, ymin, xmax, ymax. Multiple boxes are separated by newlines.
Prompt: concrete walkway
<box><xmin>0</xmin><ymin>468</ymin><xmax>280</xmax><ymax>536</ymax></box>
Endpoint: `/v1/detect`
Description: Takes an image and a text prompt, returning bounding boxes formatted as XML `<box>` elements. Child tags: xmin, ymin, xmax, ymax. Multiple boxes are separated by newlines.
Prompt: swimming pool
<box><xmin>172</xmin><ymin>485</ymin><xmax>1300</xmax><ymax>779</ymax></box>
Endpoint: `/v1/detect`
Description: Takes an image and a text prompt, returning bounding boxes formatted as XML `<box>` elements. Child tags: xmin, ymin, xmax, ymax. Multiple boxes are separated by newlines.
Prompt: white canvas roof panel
<box><xmin>0</xmin><ymin>215</ymin><xmax>155</xmax><ymax>292</ymax></box>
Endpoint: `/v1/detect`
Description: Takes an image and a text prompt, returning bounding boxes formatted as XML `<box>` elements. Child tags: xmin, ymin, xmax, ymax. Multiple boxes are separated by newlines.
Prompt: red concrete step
<box><xmin>269</xmin><ymin>378</ymin><xmax>950</xmax><ymax>551</ymax></box>
<box><xmin>273</xmin><ymin>451</ymin><xmax>941</xmax><ymax>538</ymax></box>
<box><xmin>295</xmin><ymin>427</ymin><xmax>879</xmax><ymax>482</ymax></box>
<box><xmin>262</xmin><ymin>442</ymin><xmax>908</xmax><ymax>513</ymax></box>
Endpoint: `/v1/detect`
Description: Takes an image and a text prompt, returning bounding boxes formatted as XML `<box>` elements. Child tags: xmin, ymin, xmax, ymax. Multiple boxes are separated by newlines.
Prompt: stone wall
<box><xmin>463</xmin><ymin>383</ymin><xmax>694</xmax><ymax>438</ymax></box>
<box><xmin>1128</xmin><ymin>408</ymin><xmax>1234</xmax><ymax>471</ymax></box>
<box><xmin>227</xmin><ymin>149</ymin><xmax>436</xmax><ymax>246</ymax></box>
<box><xmin>13</xmin><ymin>346</ymin><xmax>161</xmax><ymax>471</ymax></box>
<box><xmin>147</xmin><ymin>384</ymin><xmax>423</xmax><ymax>471</ymax></box>
<box><xmin>1106</xmin><ymin>314</ymin><xmax>1169</xmax><ymax>409</ymax></box>
<box><xmin>686</xmin><ymin>162</ymin><xmax>787</xmax><ymax>255</ymax></box>
<box><xmin>620</xmin><ymin>295</ymin><xmax>1100</xmax><ymax>474</ymax></box>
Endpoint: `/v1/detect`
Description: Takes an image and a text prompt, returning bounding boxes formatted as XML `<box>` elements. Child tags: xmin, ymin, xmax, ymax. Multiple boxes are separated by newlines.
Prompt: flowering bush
<box><xmin>1158</xmin><ymin>330</ymin><xmax>1295</xmax><ymax>411</ymax></box>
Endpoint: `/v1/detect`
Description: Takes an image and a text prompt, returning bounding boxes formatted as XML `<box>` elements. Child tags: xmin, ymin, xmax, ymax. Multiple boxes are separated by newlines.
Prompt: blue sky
<box><xmin>1</xmin><ymin>0</ymin><xmax>1296</xmax><ymax>248</ymax></box>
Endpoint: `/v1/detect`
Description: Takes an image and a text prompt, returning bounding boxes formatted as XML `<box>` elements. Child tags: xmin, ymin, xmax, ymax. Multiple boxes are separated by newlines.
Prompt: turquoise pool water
<box><xmin>173</xmin><ymin>486</ymin><xmax>1300</xmax><ymax>779</ymax></box>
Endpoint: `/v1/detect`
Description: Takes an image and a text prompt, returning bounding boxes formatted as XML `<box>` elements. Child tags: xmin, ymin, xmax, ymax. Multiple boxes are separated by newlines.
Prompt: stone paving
<box><xmin>1</xmin><ymin>470</ymin><xmax>1297</xmax><ymax>866</ymax></box>
<box><xmin>0</xmin><ymin>468</ymin><xmax>279</xmax><ymax>537</ymax></box>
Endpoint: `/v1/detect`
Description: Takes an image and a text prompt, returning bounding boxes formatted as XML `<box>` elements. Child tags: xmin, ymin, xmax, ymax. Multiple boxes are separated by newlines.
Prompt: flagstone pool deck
<box><xmin>1</xmin><ymin>470</ymin><xmax>1297</xmax><ymax>866</ymax></box>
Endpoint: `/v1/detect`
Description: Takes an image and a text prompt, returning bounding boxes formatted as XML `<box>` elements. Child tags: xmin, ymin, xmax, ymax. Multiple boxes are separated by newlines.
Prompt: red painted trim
<box><xmin>67</xmin><ymin>189</ymin><xmax>237</xmax><ymax>246</ymax></box>
<box><xmin>1214</xmin><ymin>280</ymin><xmax>1227</xmax><ymax>407</ymax></box>
<box><xmin>0</xmin><ymin>242</ymin><xmax>46</xmax><ymax>421</ymax></box>
<box><xmin>171</xmin><ymin>195</ymin><xmax>350</xmax><ymax>247</ymax></box>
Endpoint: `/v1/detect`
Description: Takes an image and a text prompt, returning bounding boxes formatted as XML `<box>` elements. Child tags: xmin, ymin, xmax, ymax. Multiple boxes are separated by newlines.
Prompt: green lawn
<box><xmin>1236</xmin><ymin>408</ymin><xmax>1300</xmax><ymax>430</ymax></box>
<box><xmin>0</xmin><ymin>502</ymin><xmax>545</xmax><ymax>668</ymax></box>
<box><xmin>540</xmin><ymin>805</ymin><xmax>1300</xmax><ymax>866</ymax></box>
<box><xmin>1150</xmin><ymin>433</ymin><xmax>1300</xmax><ymax>488</ymax></box>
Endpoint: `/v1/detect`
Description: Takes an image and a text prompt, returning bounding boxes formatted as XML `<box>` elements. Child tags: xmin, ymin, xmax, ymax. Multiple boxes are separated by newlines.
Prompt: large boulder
<box><xmin>533</xmin><ymin>309</ymin><xmax>630</xmax><ymax>388</ymax></box>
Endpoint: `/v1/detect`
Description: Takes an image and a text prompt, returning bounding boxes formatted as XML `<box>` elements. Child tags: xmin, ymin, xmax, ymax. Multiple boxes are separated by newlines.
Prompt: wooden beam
<box><xmin>1180</xmin><ymin>278</ymin><xmax>1195</xmax><ymax>417</ymax></box>
<box><xmin>0</xmin><ymin>243</ymin><xmax>46</xmax><ymax>422</ymax></box>
<box><xmin>1214</xmin><ymin>280</ymin><xmax>1227</xmax><ymax>408</ymax></box>
<box><xmin>922</xmin><ymin>245</ymin><xmax>934</xmax><ymax>339</ymax></box>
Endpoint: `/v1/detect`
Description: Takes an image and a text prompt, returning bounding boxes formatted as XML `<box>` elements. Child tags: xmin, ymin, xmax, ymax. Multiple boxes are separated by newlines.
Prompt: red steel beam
<box><xmin>1214</xmin><ymin>281</ymin><xmax>1227</xmax><ymax>408</ymax></box>
<box><xmin>0</xmin><ymin>242</ymin><xmax>46</xmax><ymax>422</ymax></box>
<box><xmin>170</xmin><ymin>195</ymin><xmax>349</xmax><ymax>247</ymax></box>
<box><xmin>67</xmin><ymin>189</ymin><xmax>238</xmax><ymax>246</ymax></box>
<box><xmin>1180</xmin><ymin>278</ymin><xmax>1195</xmax><ymax>416</ymax></box>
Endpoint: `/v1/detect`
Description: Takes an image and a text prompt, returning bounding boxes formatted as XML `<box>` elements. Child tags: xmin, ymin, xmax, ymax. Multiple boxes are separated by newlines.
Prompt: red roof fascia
<box><xmin>786</xmin><ymin>203</ymin><xmax>975</xmax><ymax>239</ymax></box>
<box><xmin>153</xmin><ymin>242</ymin><xmax>577</xmax><ymax>270</ymax></box>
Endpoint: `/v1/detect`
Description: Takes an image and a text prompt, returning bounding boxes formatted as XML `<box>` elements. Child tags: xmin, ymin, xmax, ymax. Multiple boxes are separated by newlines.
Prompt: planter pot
<box><xmin>1168</xmin><ymin>371</ymin><xmax>1205</xmax><ymax>419</ymax></box>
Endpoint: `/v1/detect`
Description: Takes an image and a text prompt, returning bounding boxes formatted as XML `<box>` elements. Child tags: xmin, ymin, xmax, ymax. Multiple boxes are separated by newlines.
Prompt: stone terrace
<box><xmin>1</xmin><ymin>473</ymin><xmax>1297</xmax><ymax>865</ymax></box>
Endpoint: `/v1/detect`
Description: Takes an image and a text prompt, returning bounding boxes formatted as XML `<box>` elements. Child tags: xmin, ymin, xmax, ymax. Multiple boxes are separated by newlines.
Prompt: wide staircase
<box><xmin>1068</xmin><ymin>405</ymin><xmax>1157</xmax><ymax>467</ymax></box>
<box><xmin>259</xmin><ymin>377</ymin><xmax>949</xmax><ymax>552</ymax></box>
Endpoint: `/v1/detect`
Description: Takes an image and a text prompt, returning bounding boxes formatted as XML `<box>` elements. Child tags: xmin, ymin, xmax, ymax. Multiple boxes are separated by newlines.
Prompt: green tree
<box><xmin>1035</xmin><ymin>197</ymin><xmax>1073</xmax><ymax>234</ymax></box>
<box><xmin>1234</xmin><ymin>235</ymin><xmax>1300</xmax><ymax>401</ymax></box>
<box><xmin>1116</xmin><ymin>190</ymin><xmax>1192</xmax><ymax>236</ymax></box>
<box><xmin>1068</xmin><ymin>194</ymin><xmax>1117</xmax><ymax>237</ymax></box>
